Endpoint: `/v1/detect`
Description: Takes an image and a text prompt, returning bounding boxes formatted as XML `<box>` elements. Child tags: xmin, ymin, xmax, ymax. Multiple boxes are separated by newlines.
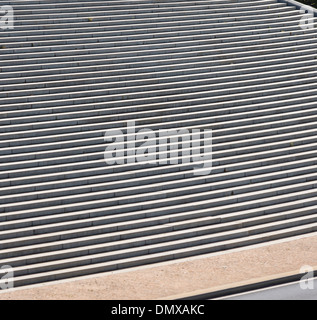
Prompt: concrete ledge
<box><xmin>278</xmin><ymin>0</ymin><xmax>317</xmax><ymax>14</ymax></box>
<box><xmin>163</xmin><ymin>267</ymin><xmax>317</xmax><ymax>300</ymax></box>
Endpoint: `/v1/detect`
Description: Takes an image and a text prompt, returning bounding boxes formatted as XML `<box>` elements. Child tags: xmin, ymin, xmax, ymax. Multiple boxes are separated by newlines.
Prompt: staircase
<box><xmin>1</xmin><ymin>0</ymin><xmax>317</xmax><ymax>288</ymax></box>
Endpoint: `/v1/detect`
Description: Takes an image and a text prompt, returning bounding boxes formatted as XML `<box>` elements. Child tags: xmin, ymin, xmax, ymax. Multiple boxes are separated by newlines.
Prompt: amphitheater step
<box><xmin>0</xmin><ymin>0</ymin><xmax>316</xmax><ymax>288</ymax></box>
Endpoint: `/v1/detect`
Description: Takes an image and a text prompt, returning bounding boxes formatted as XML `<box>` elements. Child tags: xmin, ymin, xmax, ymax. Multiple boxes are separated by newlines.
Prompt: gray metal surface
<box><xmin>222</xmin><ymin>278</ymin><xmax>317</xmax><ymax>300</ymax></box>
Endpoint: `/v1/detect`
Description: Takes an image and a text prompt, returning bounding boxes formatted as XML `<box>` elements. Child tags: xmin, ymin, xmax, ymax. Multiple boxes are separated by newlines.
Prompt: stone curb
<box><xmin>161</xmin><ymin>267</ymin><xmax>317</xmax><ymax>300</ymax></box>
